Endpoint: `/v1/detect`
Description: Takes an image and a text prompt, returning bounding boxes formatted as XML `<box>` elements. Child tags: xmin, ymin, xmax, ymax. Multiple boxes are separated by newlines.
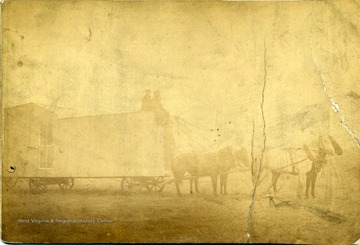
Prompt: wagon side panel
<box><xmin>53</xmin><ymin>111</ymin><xmax>166</xmax><ymax>177</ymax></box>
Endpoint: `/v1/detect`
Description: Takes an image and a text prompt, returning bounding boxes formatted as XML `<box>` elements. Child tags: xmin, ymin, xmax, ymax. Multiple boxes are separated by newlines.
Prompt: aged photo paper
<box><xmin>2</xmin><ymin>0</ymin><xmax>360</xmax><ymax>243</ymax></box>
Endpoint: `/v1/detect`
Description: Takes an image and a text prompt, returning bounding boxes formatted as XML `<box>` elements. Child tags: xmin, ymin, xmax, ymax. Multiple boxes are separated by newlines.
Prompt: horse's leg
<box><xmin>305</xmin><ymin>171</ymin><xmax>311</xmax><ymax>199</ymax></box>
<box><xmin>211</xmin><ymin>174</ymin><xmax>218</xmax><ymax>196</ymax></box>
<box><xmin>271</xmin><ymin>172</ymin><xmax>281</xmax><ymax>196</ymax></box>
<box><xmin>219</xmin><ymin>174</ymin><xmax>224</xmax><ymax>195</ymax></box>
<box><xmin>297</xmin><ymin>173</ymin><xmax>304</xmax><ymax>199</ymax></box>
<box><xmin>311</xmin><ymin>173</ymin><xmax>318</xmax><ymax>198</ymax></box>
<box><xmin>194</xmin><ymin>178</ymin><xmax>200</xmax><ymax>194</ymax></box>
<box><xmin>190</xmin><ymin>177</ymin><xmax>194</xmax><ymax>194</ymax></box>
<box><xmin>223</xmin><ymin>174</ymin><xmax>228</xmax><ymax>195</ymax></box>
<box><xmin>173</xmin><ymin>170</ymin><xmax>185</xmax><ymax>197</ymax></box>
<box><xmin>175</xmin><ymin>179</ymin><xmax>182</xmax><ymax>197</ymax></box>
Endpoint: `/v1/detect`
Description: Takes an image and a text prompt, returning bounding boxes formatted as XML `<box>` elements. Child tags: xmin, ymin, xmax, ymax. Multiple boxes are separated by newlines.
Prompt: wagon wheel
<box><xmin>29</xmin><ymin>178</ymin><xmax>46</xmax><ymax>193</ymax></box>
<box><xmin>146</xmin><ymin>177</ymin><xmax>165</xmax><ymax>192</ymax></box>
<box><xmin>59</xmin><ymin>177</ymin><xmax>74</xmax><ymax>190</ymax></box>
<box><xmin>121</xmin><ymin>178</ymin><xmax>133</xmax><ymax>193</ymax></box>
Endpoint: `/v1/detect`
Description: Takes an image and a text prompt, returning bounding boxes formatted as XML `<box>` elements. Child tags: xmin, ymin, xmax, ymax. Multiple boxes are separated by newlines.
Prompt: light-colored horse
<box><xmin>252</xmin><ymin>135</ymin><xmax>342</xmax><ymax>198</ymax></box>
<box><xmin>171</xmin><ymin>146</ymin><xmax>240</xmax><ymax>196</ymax></box>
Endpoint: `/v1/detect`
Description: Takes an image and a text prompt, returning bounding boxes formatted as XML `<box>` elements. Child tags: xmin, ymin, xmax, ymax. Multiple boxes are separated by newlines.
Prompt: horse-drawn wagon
<box><xmin>3</xmin><ymin>103</ymin><xmax>174</xmax><ymax>193</ymax></box>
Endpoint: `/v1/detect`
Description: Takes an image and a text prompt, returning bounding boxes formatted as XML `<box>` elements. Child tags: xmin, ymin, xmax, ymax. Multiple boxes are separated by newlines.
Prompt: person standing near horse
<box><xmin>303</xmin><ymin>135</ymin><xmax>342</xmax><ymax>198</ymax></box>
<box><xmin>304</xmin><ymin>144</ymin><xmax>326</xmax><ymax>198</ymax></box>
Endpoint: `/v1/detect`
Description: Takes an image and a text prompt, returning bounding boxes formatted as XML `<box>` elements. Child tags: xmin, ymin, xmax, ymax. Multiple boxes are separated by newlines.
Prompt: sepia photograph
<box><xmin>2</xmin><ymin>0</ymin><xmax>360</xmax><ymax>243</ymax></box>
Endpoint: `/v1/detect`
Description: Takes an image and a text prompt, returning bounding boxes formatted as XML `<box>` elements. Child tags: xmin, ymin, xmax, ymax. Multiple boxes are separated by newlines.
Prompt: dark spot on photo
<box><xmin>347</xmin><ymin>91</ymin><xmax>360</xmax><ymax>100</ymax></box>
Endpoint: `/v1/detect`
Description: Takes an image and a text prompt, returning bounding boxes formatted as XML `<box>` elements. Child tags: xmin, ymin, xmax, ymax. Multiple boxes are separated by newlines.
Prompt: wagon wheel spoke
<box><xmin>59</xmin><ymin>178</ymin><xmax>74</xmax><ymax>190</ymax></box>
<box><xmin>39</xmin><ymin>183</ymin><xmax>47</xmax><ymax>191</ymax></box>
<box><xmin>156</xmin><ymin>177</ymin><xmax>165</xmax><ymax>191</ymax></box>
<box><xmin>147</xmin><ymin>177</ymin><xmax>165</xmax><ymax>192</ymax></box>
<box><xmin>121</xmin><ymin>178</ymin><xmax>133</xmax><ymax>193</ymax></box>
<box><xmin>29</xmin><ymin>178</ymin><xmax>39</xmax><ymax>190</ymax></box>
<box><xmin>29</xmin><ymin>178</ymin><xmax>46</xmax><ymax>193</ymax></box>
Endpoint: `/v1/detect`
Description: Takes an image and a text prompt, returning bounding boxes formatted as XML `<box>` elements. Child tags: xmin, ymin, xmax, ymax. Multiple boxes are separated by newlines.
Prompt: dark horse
<box><xmin>171</xmin><ymin>146</ymin><xmax>239</xmax><ymax>196</ymax></box>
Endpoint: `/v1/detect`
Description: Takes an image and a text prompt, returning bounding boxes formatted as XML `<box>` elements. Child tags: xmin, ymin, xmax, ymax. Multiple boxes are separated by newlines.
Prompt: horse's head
<box><xmin>318</xmin><ymin>134</ymin><xmax>342</xmax><ymax>156</ymax></box>
<box><xmin>303</xmin><ymin>134</ymin><xmax>343</xmax><ymax>162</ymax></box>
<box><xmin>233</xmin><ymin>147</ymin><xmax>251</xmax><ymax>168</ymax></box>
<box><xmin>217</xmin><ymin>145</ymin><xmax>237</xmax><ymax>168</ymax></box>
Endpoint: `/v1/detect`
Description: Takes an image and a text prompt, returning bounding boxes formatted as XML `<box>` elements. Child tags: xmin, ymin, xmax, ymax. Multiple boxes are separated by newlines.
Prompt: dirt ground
<box><xmin>2</xmin><ymin>151</ymin><xmax>360</xmax><ymax>243</ymax></box>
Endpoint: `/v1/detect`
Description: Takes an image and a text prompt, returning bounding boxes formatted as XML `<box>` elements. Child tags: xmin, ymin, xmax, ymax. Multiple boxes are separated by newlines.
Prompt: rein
<box><xmin>255</xmin><ymin>156</ymin><xmax>309</xmax><ymax>187</ymax></box>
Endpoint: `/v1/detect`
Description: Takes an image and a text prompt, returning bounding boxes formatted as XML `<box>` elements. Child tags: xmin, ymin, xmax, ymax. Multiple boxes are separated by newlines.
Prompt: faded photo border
<box><xmin>1</xmin><ymin>0</ymin><xmax>360</xmax><ymax>243</ymax></box>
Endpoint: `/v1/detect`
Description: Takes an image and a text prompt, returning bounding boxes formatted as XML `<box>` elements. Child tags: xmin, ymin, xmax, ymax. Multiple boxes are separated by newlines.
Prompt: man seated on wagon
<box><xmin>151</xmin><ymin>90</ymin><xmax>170</xmax><ymax>126</ymax></box>
<box><xmin>140</xmin><ymin>89</ymin><xmax>152</xmax><ymax>111</ymax></box>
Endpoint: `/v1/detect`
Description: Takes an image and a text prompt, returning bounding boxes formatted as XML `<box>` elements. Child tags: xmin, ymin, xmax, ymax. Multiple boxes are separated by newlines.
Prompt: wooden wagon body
<box><xmin>3</xmin><ymin>103</ymin><xmax>173</xmax><ymax>192</ymax></box>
